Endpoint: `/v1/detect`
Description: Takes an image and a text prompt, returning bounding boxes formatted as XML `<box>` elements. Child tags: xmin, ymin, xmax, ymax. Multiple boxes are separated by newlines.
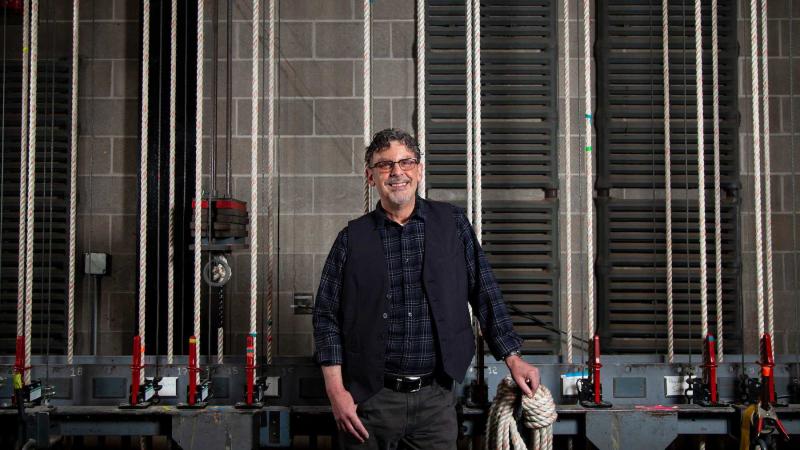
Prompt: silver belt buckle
<box><xmin>406</xmin><ymin>376</ymin><xmax>422</xmax><ymax>393</ymax></box>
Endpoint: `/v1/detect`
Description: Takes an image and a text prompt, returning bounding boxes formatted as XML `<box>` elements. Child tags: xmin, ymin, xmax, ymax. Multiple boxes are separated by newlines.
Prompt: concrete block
<box><xmin>79</xmin><ymin>60</ymin><xmax>112</xmax><ymax>98</ymax></box>
<box><xmin>80</xmin><ymin>22</ymin><xmax>139</xmax><ymax>59</ymax></box>
<box><xmin>372</xmin><ymin>22</ymin><xmax>391</xmax><ymax>58</ymax></box>
<box><xmin>314</xmin><ymin>98</ymin><xmax>362</xmax><ymax>135</ymax></box>
<box><xmin>373</xmin><ymin>59</ymin><xmax>415</xmax><ymax>97</ymax></box>
<box><xmin>108</xmin><ymin>254</ymin><xmax>137</xmax><ymax>293</ymax></box>
<box><xmin>314</xmin><ymin>176</ymin><xmax>365</xmax><ymax>214</ymax></box>
<box><xmin>277</xmin><ymin>332</ymin><xmax>313</xmax><ymax>356</ymax></box>
<box><xmin>391</xmin><ymin>21</ymin><xmax>415</xmax><ymax>58</ymax></box>
<box><xmin>372</xmin><ymin>98</ymin><xmax>392</xmax><ymax>131</ymax></box>
<box><xmin>80</xmin><ymin>99</ymin><xmax>139</xmax><ymax>136</ymax></box>
<box><xmin>112</xmin><ymin>59</ymin><xmax>140</xmax><ymax>99</ymax></box>
<box><xmin>280</xmin><ymin>0</ymin><xmax>352</xmax><ymax>20</ymax></box>
<box><xmin>101</xmin><ymin>292</ymin><xmax>135</xmax><ymax>332</ymax></box>
<box><xmin>771</xmin><ymin>213</ymin><xmax>794</xmax><ymax>251</ymax></box>
<box><xmin>279</xmin><ymin>60</ymin><xmax>354</xmax><ymax>97</ymax></box>
<box><xmin>98</xmin><ymin>331</ymin><xmax>132</xmax><ymax>356</ymax></box>
<box><xmin>74</xmin><ymin>1</ymin><xmax>114</xmax><ymax>21</ymax></box>
<box><xmin>77</xmin><ymin>175</ymin><xmax>138</xmax><ymax>214</ymax></box>
<box><xmin>279</xmin><ymin>136</ymin><xmax>354</xmax><ymax>174</ymax></box>
<box><xmin>78</xmin><ymin>137</ymin><xmax>112</xmax><ymax>175</ymax></box>
<box><xmin>279</xmin><ymin>254</ymin><xmax>316</xmax><ymax>294</ymax></box>
<box><xmin>279</xmin><ymin>99</ymin><xmax>315</xmax><ymax>135</ymax></box>
<box><xmin>369</xmin><ymin>0</ymin><xmax>414</xmax><ymax>20</ymax></box>
<box><xmin>768</xmin><ymin>59</ymin><xmax>790</xmax><ymax>95</ymax></box>
<box><xmin>114</xmin><ymin>0</ymin><xmax>139</xmax><ymax>21</ymax></box>
<box><xmin>76</xmin><ymin>214</ymin><xmax>111</xmax><ymax>254</ymax></box>
<box><xmin>279</xmin><ymin>213</ymin><xmax>352</xmax><ymax>254</ymax></box>
<box><xmin>112</xmin><ymin>137</ymin><xmax>139</xmax><ymax>175</ymax></box>
<box><xmin>280</xmin><ymin>176</ymin><xmax>314</xmax><ymax>213</ymax></box>
<box><xmin>278</xmin><ymin>293</ymin><xmax>314</xmax><ymax>334</ymax></box>
<box><xmin>110</xmin><ymin>214</ymin><xmax>138</xmax><ymax>255</ymax></box>
<box><xmin>316</xmin><ymin>22</ymin><xmax>362</xmax><ymax>58</ymax></box>
<box><xmin>391</xmin><ymin>98</ymin><xmax>416</xmax><ymax>134</ymax></box>
<box><xmin>279</xmin><ymin>22</ymin><xmax>314</xmax><ymax>58</ymax></box>
<box><xmin>39</xmin><ymin>23</ymin><xmax>73</xmax><ymax>59</ymax></box>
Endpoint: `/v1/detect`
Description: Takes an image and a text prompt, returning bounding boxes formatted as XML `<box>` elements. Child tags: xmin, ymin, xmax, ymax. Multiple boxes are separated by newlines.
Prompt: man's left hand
<box><xmin>504</xmin><ymin>354</ymin><xmax>540</xmax><ymax>397</ymax></box>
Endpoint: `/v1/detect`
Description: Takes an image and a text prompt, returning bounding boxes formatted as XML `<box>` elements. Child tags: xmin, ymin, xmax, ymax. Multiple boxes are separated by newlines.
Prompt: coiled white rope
<box><xmin>472</xmin><ymin>0</ymin><xmax>482</xmax><ymax>242</ymax></box>
<box><xmin>562</xmin><ymin>0</ymin><xmax>573</xmax><ymax>363</ymax></box>
<box><xmin>194</xmin><ymin>0</ymin><xmax>204</xmax><ymax>382</ymax></box>
<box><xmin>694</xmin><ymin>0</ymin><xmax>709</xmax><ymax>340</ymax></box>
<box><xmin>485</xmin><ymin>378</ymin><xmax>558</xmax><ymax>450</ymax></box>
<box><xmin>137</xmin><ymin>0</ymin><xmax>150</xmax><ymax>382</ymax></box>
<box><xmin>167</xmin><ymin>0</ymin><xmax>177</xmax><ymax>366</ymax></box>
<box><xmin>416</xmin><ymin>0</ymin><xmax>426</xmax><ymax>198</ymax></box>
<box><xmin>17</xmin><ymin>0</ymin><xmax>30</xmax><ymax>343</ymax></box>
<box><xmin>465</xmin><ymin>0</ymin><xmax>473</xmax><ymax>223</ymax></box>
<box><xmin>662</xmin><ymin>0</ymin><xmax>675</xmax><ymax>363</ymax></box>
<box><xmin>266</xmin><ymin>0</ymin><xmax>277</xmax><ymax>365</ymax></box>
<box><xmin>249</xmin><ymin>0</ymin><xmax>261</xmax><ymax>362</ymax></box>
<box><xmin>582</xmin><ymin>0</ymin><xmax>594</xmax><ymax>339</ymax></box>
<box><xmin>759</xmin><ymin>0</ymin><xmax>775</xmax><ymax>353</ymax></box>
<box><xmin>67</xmin><ymin>0</ymin><xmax>80</xmax><ymax>366</ymax></box>
<box><xmin>749</xmin><ymin>0</ymin><xmax>765</xmax><ymax>338</ymax></box>
<box><xmin>711</xmin><ymin>0</ymin><xmax>724</xmax><ymax>361</ymax></box>
<box><xmin>24</xmin><ymin>0</ymin><xmax>39</xmax><ymax>386</ymax></box>
<box><xmin>363</xmin><ymin>0</ymin><xmax>371</xmax><ymax>213</ymax></box>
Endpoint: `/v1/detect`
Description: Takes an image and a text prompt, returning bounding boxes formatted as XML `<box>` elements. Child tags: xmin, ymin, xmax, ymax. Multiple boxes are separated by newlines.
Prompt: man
<box><xmin>313</xmin><ymin>128</ymin><xmax>540</xmax><ymax>449</ymax></box>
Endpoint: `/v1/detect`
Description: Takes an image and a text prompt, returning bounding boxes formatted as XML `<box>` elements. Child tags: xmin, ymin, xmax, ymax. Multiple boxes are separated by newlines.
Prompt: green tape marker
<box><xmin>584</xmin><ymin>146</ymin><xmax>592</xmax><ymax>152</ymax></box>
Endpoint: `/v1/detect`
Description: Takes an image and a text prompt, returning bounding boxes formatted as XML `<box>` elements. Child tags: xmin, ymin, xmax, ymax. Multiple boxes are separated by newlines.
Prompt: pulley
<box><xmin>203</xmin><ymin>254</ymin><xmax>232</xmax><ymax>287</ymax></box>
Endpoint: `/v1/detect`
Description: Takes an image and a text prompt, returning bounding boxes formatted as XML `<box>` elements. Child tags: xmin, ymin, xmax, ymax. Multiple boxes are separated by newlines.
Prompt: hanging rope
<box><xmin>465</xmin><ymin>0</ymin><xmax>473</xmax><ymax>223</ymax></box>
<box><xmin>266</xmin><ymin>0</ymin><xmax>276</xmax><ymax>365</ymax></box>
<box><xmin>137</xmin><ymin>0</ymin><xmax>150</xmax><ymax>382</ymax></box>
<box><xmin>472</xmin><ymin>0</ymin><xmax>482</xmax><ymax>242</ymax></box>
<box><xmin>166</xmin><ymin>0</ymin><xmax>177</xmax><ymax>366</ymax></box>
<box><xmin>662</xmin><ymin>0</ymin><xmax>675</xmax><ymax>363</ymax></box>
<box><xmin>562</xmin><ymin>0</ymin><xmax>573</xmax><ymax>363</ymax></box>
<box><xmin>362</xmin><ymin>0</ymin><xmax>371</xmax><ymax>213</ymax></box>
<box><xmin>582</xmin><ymin>0</ymin><xmax>594</xmax><ymax>339</ymax></box>
<box><xmin>759</xmin><ymin>0</ymin><xmax>775</xmax><ymax>352</ymax></box>
<box><xmin>485</xmin><ymin>377</ymin><xmax>558</xmax><ymax>450</ymax></box>
<box><xmin>710</xmin><ymin>0</ymin><xmax>723</xmax><ymax>361</ymax></box>
<box><xmin>694</xmin><ymin>0</ymin><xmax>708</xmax><ymax>339</ymax></box>
<box><xmin>24</xmin><ymin>0</ymin><xmax>39</xmax><ymax>386</ymax></box>
<box><xmin>749</xmin><ymin>0</ymin><xmax>765</xmax><ymax>338</ymax></box>
<box><xmin>249</xmin><ymin>0</ymin><xmax>261</xmax><ymax>362</ymax></box>
<box><xmin>17</xmin><ymin>0</ymin><xmax>30</xmax><ymax>345</ymax></box>
<box><xmin>416</xmin><ymin>0</ymin><xmax>426</xmax><ymax>198</ymax></box>
<box><xmin>67</xmin><ymin>0</ymin><xmax>79</xmax><ymax>366</ymax></box>
<box><xmin>194</xmin><ymin>0</ymin><xmax>204</xmax><ymax>382</ymax></box>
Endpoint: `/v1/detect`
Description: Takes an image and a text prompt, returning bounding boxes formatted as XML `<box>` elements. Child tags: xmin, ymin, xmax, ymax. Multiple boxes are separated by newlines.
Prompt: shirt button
<box><xmin>386</xmin><ymin>293</ymin><xmax>392</xmax><ymax>300</ymax></box>
<box><xmin>408</xmin><ymin>312</ymin><xmax>412</xmax><ymax>317</ymax></box>
<box><xmin>404</xmin><ymin>258</ymin><xmax>410</xmax><ymax>263</ymax></box>
<box><xmin>382</xmin><ymin>313</ymin><xmax>388</xmax><ymax>319</ymax></box>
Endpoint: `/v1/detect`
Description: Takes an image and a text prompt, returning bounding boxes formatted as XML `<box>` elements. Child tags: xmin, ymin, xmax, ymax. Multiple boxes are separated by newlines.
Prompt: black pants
<box><xmin>338</xmin><ymin>382</ymin><xmax>458</xmax><ymax>450</ymax></box>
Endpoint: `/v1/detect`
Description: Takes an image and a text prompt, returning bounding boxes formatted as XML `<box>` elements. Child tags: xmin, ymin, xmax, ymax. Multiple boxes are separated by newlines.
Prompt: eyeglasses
<box><xmin>368</xmin><ymin>158</ymin><xmax>419</xmax><ymax>173</ymax></box>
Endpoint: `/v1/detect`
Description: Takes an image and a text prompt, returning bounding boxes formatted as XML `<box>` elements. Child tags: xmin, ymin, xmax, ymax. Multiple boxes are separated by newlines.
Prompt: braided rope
<box><xmin>662</xmin><ymin>0</ymin><xmax>675</xmax><ymax>363</ymax></box>
<box><xmin>137</xmin><ymin>0</ymin><xmax>150</xmax><ymax>382</ymax></box>
<box><xmin>416</xmin><ymin>0</ymin><xmax>426</xmax><ymax>198</ymax></box>
<box><xmin>473</xmin><ymin>0</ymin><xmax>482</xmax><ymax>242</ymax></box>
<box><xmin>249</xmin><ymin>0</ymin><xmax>261</xmax><ymax>361</ymax></box>
<box><xmin>582</xmin><ymin>0</ymin><xmax>594</xmax><ymax>338</ymax></box>
<box><xmin>194</xmin><ymin>0</ymin><xmax>205</xmax><ymax>381</ymax></box>
<box><xmin>17</xmin><ymin>0</ymin><xmax>30</xmax><ymax>341</ymax></box>
<box><xmin>749</xmin><ymin>0</ymin><xmax>765</xmax><ymax>338</ymax></box>
<box><xmin>759</xmin><ymin>0</ymin><xmax>775</xmax><ymax>353</ymax></box>
<box><xmin>711</xmin><ymin>0</ymin><xmax>723</xmax><ymax>361</ymax></box>
<box><xmin>694</xmin><ymin>0</ymin><xmax>708</xmax><ymax>339</ymax></box>
<box><xmin>167</xmin><ymin>0</ymin><xmax>177</xmax><ymax>366</ymax></box>
<box><xmin>363</xmin><ymin>0</ymin><xmax>371</xmax><ymax>213</ymax></box>
<box><xmin>266</xmin><ymin>0</ymin><xmax>277</xmax><ymax>365</ymax></box>
<box><xmin>562</xmin><ymin>0</ymin><xmax>573</xmax><ymax>363</ymax></box>
<box><xmin>485</xmin><ymin>377</ymin><xmax>558</xmax><ymax>450</ymax></box>
<box><xmin>24</xmin><ymin>0</ymin><xmax>39</xmax><ymax>386</ymax></box>
<box><xmin>465</xmin><ymin>0</ymin><xmax>473</xmax><ymax>223</ymax></box>
<box><xmin>67</xmin><ymin>0</ymin><xmax>80</xmax><ymax>366</ymax></box>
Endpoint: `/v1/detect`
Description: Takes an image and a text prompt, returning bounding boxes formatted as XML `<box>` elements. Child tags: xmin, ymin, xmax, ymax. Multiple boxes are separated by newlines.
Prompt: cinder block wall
<box><xmin>5</xmin><ymin>0</ymin><xmax>798</xmax><ymax>358</ymax></box>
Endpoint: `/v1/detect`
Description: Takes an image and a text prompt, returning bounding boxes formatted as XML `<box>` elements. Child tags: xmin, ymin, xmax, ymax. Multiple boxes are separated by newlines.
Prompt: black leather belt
<box><xmin>384</xmin><ymin>373</ymin><xmax>435</xmax><ymax>393</ymax></box>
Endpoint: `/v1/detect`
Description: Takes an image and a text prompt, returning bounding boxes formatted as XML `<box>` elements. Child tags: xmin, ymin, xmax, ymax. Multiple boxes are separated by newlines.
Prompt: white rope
<box><xmin>266</xmin><ymin>0</ymin><xmax>277</xmax><ymax>365</ymax></box>
<box><xmin>137</xmin><ymin>0</ymin><xmax>150</xmax><ymax>382</ymax></box>
<box><xmin>465</xmin><ymin>0</ymin><xmax>473</xmax><ymax>223</ymax></box>
<box><xmin>17</xmin><ymin>0</ymin><xmax>30</xmax><ymax>343</ymax></box>
<box><xmin>67</xmin><ymin>0</ymin><xmax>79</xmax><ymax>366</ymax></box>
<box><xmin>582</xmin><ymin>0</ymin><xmax>594</xmax><ymax>339</ymax></box>
<box><xmin>711</xmin><ymin>0</ymin><xmax>723</xmax><ymax>361</ymax></box>
<box><xmin>416</xmin><ymin>0</ymin><xmax>426</xmax><ymax>198</ymax></box>
<box><xmin>472</xmin><ymin>0</ymin><xmax>482</xmax><ymax>242</ymax></box>
<box><xmin>562</xmin><ymin>0</ymin><xmax>573</xmax><ymax>364</ymax></box>
<box><xmin>749</xmin><ymin>0</ymin><xmax>765</xmax><ymax>338</ymax></box>
<box><xmin>662</xmin><ymin>0</ymin><xmax>675</xmax><ymax>363</ymax></box>
<box><xmin>363</xmin><ymin>0</ymin><xmax>371</xmax><ymax>213</ymax></box>
<box><xmin>167</xmin><ymin>0</ymin><xmax>177</xmax><ymax>366</ymax></box>
<box><xmin>694</xmin><ymin>0</ymin><xmax>709</xmax><ymax>340</ymax></box>
<box><xmin>759</xmin><ymin>0</ymin><xmax>775</xmax><ymax>352</ymax></box>
<box><xmin>194</xmin><ymin>0</ymin><xmax>205</xmax><ymax>382</ymax></box>
<box><xmin>485</xmin><ymin>377</ymin><xmax>558</xmax><ymax>450</ymax></box>
<box><xmin>24</xmin><ymin>0</ymin><xmax>39</xmax><ymax>386</ymax></box>
<box><xmin>249</xmin><ymin>0</ymin><xmax>261</xmax><ymax>362</ymax></box>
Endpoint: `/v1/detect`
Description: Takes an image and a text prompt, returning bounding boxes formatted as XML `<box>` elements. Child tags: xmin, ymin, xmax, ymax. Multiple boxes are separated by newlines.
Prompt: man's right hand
<box><xmin>328</xmin><ymin>387</ymin><xmax>370</xmax><ymax>443</ymax></box>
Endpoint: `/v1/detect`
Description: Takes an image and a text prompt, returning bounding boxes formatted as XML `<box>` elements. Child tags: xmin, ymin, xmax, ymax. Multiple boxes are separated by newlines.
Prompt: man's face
<box><xmin>366</xmin><ymin>141</ymin><xmax>424</xmax><ymax>209</ymax></box>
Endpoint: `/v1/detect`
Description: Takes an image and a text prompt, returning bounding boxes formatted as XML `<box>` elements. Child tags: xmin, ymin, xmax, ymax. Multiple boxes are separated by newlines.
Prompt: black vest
<box><xmin>341</xmin><ymin>199</ymin><xmax>475</xmax><ymax>403</ymax></box>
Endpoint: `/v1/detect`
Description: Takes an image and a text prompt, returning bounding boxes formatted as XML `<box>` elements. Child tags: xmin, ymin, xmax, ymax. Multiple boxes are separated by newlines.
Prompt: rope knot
<box><xmin>486</xmin><ymin>377</ymin><xmax>558</xmax><ymax>450</ymax></box>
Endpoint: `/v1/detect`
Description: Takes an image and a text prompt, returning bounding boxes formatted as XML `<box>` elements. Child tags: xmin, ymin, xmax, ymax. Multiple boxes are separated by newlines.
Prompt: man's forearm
<box><xmin>321</xmin><ymin>364</ymin><xmax>346</xmax><ymax>395</ymax></box>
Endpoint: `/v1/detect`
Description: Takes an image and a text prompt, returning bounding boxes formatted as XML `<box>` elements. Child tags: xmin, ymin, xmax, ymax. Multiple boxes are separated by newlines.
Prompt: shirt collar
<box><xmin>373</xmin><ymin>196</ymin><xmax>427</xmax><ymax>228</ymax></box>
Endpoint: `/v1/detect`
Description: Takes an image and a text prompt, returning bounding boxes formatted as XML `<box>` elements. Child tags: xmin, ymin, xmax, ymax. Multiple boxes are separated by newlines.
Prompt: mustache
<box><xmin>386</xmin><ymin>176</ymin><xmax>410</xmax><ymax>184</ymax></box>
